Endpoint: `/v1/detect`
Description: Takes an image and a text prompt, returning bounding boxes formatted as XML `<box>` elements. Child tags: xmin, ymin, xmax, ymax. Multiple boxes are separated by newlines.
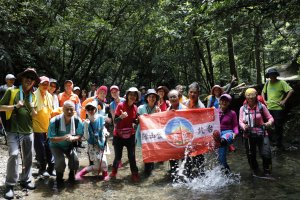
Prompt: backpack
<box><xmin>6</xmin><ymin>88</ymin><xmax>20</xmax><ymax>120</ymax></box>
<box><xmin>243</xmin><ymin>102</ymin><xmax>267</xmax><ymax>125</ymax></box>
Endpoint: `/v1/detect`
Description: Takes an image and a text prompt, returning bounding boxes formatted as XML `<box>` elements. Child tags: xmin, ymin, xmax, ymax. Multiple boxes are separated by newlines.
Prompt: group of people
<box><xmin>0</xmin><ymin>67</ymin><xmax>293</xmax><ymax>199</ymax></box>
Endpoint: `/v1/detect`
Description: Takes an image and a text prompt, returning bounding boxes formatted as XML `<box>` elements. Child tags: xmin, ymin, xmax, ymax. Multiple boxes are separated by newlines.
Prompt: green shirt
<box><xmin>0</xmin><ymin>89</ymin><xmax>35</xmax><ymax>134</ymax></box>
<box><xmin>263</xmin><ymin>80</ymin><xmax>292</xmax><ymax>110</ymax></box>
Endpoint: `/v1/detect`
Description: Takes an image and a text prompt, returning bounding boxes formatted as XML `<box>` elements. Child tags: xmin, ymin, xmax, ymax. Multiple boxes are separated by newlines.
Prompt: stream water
<box><xmin>1</xmin><ymin>137</ymin><xmax>300</xmax><ymax>200</ymax></box>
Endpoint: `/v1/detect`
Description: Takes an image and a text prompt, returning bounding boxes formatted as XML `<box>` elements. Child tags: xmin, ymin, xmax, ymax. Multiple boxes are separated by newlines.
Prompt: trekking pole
<box><xmin>98</xmin><ymin>136</ymin><xmax>108</xmax><ymax>176</ymax></box>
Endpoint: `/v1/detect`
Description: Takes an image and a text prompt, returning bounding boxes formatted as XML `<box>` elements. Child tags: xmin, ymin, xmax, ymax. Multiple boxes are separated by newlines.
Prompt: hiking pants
<box><xmin>269</xmin><ymin>110</ymin><xmax>284</xmax><ymax>147</ymax></box>
<box><xmin>34</xmin><ymin>132</ymin><xmax>54</xmax><ymax>172</ymax></box>
<box><xmin>5</xmin><ymin>132</ymin><xmax>33</xmax><ymax>186</ymax></box>
<box><xmin>245</xmin><ymin>135</ymin><xmax>272</xmax><ymax>173</ymax></box>
<box><xmin>112</xmin><ymin>135</ymin><xmax>138</xmax><ymax>173</ymax></box>
<box><xmin>51</xmin><ymin>146</ymin><xmax>79</xmax><ymax>174</ymax></box>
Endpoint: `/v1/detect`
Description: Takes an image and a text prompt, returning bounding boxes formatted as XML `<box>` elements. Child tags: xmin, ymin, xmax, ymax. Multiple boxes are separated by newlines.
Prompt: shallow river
<box><xmin>2</xmin><ymin>137</ymin><xmax>300</xmax><ymax>200</ymax></box>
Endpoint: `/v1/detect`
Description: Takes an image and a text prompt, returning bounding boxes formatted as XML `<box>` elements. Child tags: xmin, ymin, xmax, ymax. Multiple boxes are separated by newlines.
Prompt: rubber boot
<box><xmin>56</xmin><ymin>172</ymin><xmax>64</xmax><ymax>189</ymax></box>
<box><xmin>109</xmin><ymin>167</ymin><xmax>118</xmax><ymax>179</ymax></box>
<box><xmin>102</xmin><ymin>171</ymin><xmax>110</xmax><ymax>181</ymax></box>
<box><xmin>75</xmin><ymin>167</ymin><xmax>89</xmax><ymax>181</ymax></box>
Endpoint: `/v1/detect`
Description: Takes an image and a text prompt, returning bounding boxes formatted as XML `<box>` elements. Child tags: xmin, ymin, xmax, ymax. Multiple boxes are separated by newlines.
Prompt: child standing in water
<box><xmin>76</xmin><ymin>101</ymin><xmax>110</xmax><ymax>181</ymax></box>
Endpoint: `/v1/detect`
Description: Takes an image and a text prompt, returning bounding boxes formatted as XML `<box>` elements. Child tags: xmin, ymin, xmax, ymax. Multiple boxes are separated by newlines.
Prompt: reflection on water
<box><xmin>23</xmin><ymin>138</ymin><xmax>300</xmax><ymax>199</ymax></box>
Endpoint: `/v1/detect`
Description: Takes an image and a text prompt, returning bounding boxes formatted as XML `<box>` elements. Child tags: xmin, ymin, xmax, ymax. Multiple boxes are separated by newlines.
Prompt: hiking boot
<box><xmin>131</xmin><ymin>172</ymin><xmax>140</xmax><ymax>182</ymax></box>
<box><xmin>56</xmin><ymin>172</ymin><xmax>64</xmax><ymax>188</ymax></box>
<box><xmin>68</xmin><ymin>170</ymin><xmax>75</xmax><ymax>183</ymax></box>
<box><xmin>48</xmin><ymin>169</ymin><xmax>56</xmax><ymax>176</ymax></box>
<box><xmin>4</xmin><ymin>185</ymin><xmax>14</xmax><ymax>199</ymax></box>
<box><xmin>20</xmin><ymin>182</ymin><xmax>36</xmax><ymax>190</ymax></box>
<box><xmin>109</xmin><ymin>168</ymin><xmax>117</xmax><ymax>179</ymax></box>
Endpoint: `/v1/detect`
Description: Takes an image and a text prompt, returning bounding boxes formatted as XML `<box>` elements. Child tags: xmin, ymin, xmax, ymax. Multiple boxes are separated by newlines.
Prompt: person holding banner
<box><xmin>167</xmin><ymin>89</ymin><xmax>187</xmax><ymax>178</ymax></box>
<box><xmin>216</xmin><ymin>94</ymin><xmax>238</xmax><ymax>174</ymax></box>
<box><xmin>183</xmin><ymin>82</ymin><xmax>205</xmax><ymax>178</ymax></box>
<box><xmin>136</xmin><ymin>89</ymin><xmax>160</xmax><ymax>177</ymax></box>
<box><xmin>110</xmin><ymin>87</ymin><xmax>140</xmax><ymax>182</ymax></box>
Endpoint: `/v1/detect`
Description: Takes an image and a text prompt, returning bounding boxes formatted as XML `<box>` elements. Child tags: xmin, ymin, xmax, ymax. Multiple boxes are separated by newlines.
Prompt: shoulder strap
<box><xmin>265</xmin><ymin>81</ymin><xmax>269</xmax><ymax>101</ymax></box>
<box><xmin>74</xmin><ymin>117</ymin><xmax>79</xmax><ymax>129</ymax></box>
<box><xmin>6</xmin><ymin>88</ymin><xmax>20</xmax><ymax>120</ymax></box>
<box><xmin>55</xmin><ymin>116</ymin><xmax>79</xmax><ymax>133</ymax></box>
<box><xmin>54</xmin><ymin>116</ymin><xmax>60</xmax><ymax>133</ymax></box>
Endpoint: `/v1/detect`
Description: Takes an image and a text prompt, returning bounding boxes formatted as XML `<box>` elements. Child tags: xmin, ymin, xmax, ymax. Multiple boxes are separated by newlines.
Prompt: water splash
<box><xmin>172</xmin><ymin>151</ymin><xmax>240</xmax><ymax>192</ymax></box>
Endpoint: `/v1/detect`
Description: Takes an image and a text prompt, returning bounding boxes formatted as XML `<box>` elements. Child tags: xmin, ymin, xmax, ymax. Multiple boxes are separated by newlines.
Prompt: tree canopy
<box><xmin>1</xmin><ymin>0</ymin><xmax>300</xmax><ymax>93</ymax></box>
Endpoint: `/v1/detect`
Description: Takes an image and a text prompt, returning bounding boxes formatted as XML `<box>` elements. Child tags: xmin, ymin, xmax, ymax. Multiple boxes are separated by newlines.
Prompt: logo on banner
<box><xmin>164</xmin><ymin>117</ymin><xmax>194</xmax><ymax>147</ymax></box>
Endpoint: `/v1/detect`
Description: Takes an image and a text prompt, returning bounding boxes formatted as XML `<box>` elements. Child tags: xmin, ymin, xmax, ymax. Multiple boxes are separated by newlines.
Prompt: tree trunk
<box><xmin>226</xmin><ymin>30</ymin><xmax>238</xmax><ymax>80</ymax></box>
<box><xmin>206</xmin><ymin>40</ymin><xmax>214</xmax><ymax>86</ymax></box>
<box><xmin>254</xmin><ymin>26</ymin><xmax>262</xmax><ymax>84</ymax></box>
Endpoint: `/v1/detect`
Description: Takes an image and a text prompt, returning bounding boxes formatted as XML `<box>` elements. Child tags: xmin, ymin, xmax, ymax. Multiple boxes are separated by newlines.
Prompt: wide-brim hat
<box><xmin>265</xmin><ymin>68</ymin><xmax>280</xmax><ymax>78</ymax></box>
<box><xmin>211</xmin><ymin>85</ymin><xmax>224</xmax><ymax>95</ymax></box>
<box><xmin>145</xmin><ymin>89</ymin><xmax>159</xmax><ymax>102</ymax></box>
<box><xmin>17</xmin><ymin>68</ymin><xmax>40</xmax><ymax>83</ymax></box>
<box><xmin>126</xmin><ymin>87</ymin><xmax>141</xmax><ymax>101</ymax></box>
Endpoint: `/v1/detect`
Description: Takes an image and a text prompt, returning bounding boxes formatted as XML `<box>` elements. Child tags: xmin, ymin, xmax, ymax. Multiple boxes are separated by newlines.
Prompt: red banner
<box><xmin>139</xmin><ymin>108</ymin><xmax>220</xmax><ymax>163</ymax></box>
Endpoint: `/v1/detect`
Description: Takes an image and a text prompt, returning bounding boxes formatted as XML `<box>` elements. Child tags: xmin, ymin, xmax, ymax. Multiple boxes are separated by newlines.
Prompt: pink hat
<box><xmin>39</xmin><ymin>76</ymin><xmax>50</xmax><ymax>84</ymax></box>
<box><xmin>110</xmin><ymin>85</ymin><xmax>119</xmax><ymax>91</ymax></box>
<box><xmin>97</xmin><ymin>85</ymin><xmax>108</xmax><ymax>95</ymax></box>
<box><xmin>220</xmin><ymin>94</ymin><xmax>232</xmax><ymax>102</ymax></box>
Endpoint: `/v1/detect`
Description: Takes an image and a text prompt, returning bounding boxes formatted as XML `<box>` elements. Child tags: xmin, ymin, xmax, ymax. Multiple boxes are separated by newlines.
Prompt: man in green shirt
<box><xmin>0</xmin><ymin>68</ymin><xmax>40</xmax><ymax>199</ymax></box>
<box><xmin>262</xmin><ymin>68</ymin><xmax>294</xmax><ymax>149</ymax></box>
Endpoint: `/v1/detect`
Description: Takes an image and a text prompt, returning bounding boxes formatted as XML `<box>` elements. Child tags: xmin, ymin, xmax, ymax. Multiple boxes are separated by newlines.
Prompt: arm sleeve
<box><xmin>231</xmin><ymin>111</ymin><xmax>239</xmax><ymax>134</ymax></box>
<box><xmin>282</xmin><ymin>80</ymin><xmax>293</xmax><ymax>93</ymax></box>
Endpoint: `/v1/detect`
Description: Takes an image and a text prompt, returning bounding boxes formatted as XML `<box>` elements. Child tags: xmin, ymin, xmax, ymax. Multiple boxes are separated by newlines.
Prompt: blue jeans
<box><xmin>218</xmin><ymin>130</ymin><xmax>234</xmax><ymax>170</ymax></box>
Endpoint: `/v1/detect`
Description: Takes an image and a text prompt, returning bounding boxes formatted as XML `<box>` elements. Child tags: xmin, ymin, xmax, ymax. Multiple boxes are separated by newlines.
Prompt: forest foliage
<box><xmin>0</xmin><ymin>0</ymin><xmax>300</xmax><ymax>93</ymax></box>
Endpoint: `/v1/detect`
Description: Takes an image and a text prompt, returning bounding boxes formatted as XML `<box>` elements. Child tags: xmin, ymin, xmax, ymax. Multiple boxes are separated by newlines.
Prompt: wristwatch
<box><xmin>13</xmin><ymin>105</ymin><xmax>17</xmax><ymax>110</ymax></box>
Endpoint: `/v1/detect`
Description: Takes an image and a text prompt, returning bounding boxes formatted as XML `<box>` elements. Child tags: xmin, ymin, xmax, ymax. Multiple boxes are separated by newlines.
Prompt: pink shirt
<box><xmin>239</xmin><ymin>103</ymin><xmax>274</xmax><ymax>135</ymax></box>
<box><xmin>218</xmin><ymin>109</ymin><xmax>239</xmax><ymax>134</ymax></box>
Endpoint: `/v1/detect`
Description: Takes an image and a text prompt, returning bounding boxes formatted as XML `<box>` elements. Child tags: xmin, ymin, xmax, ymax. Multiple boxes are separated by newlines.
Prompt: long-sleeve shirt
<box><xmin>218</xmin><ymin>109</ymin><xmax>239</xmax><ymax>134</ymax></box>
